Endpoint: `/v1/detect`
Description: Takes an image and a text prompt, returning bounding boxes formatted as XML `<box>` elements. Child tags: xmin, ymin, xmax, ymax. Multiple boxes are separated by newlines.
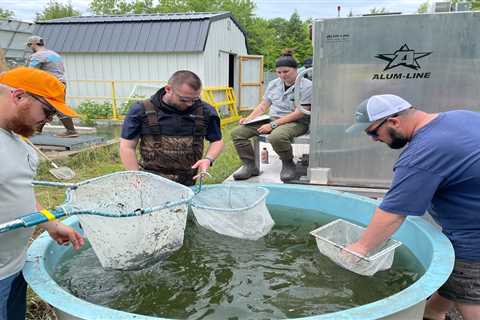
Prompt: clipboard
<box><xmin>243</xmin><ymin>115</ymin><xmax>271</xmax><ymax>125</ymax></box>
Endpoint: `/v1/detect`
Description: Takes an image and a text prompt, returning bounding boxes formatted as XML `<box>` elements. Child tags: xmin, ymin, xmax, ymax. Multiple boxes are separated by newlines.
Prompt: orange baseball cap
<box><xmin>0</xmin><ymin>67</ymin><xmax>78</xmax><ymax>117</ymax></box>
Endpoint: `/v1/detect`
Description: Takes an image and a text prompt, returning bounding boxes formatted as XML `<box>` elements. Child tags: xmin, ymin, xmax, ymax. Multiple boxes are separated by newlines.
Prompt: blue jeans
<box><xmin>0</xmin><ymin>272</ymin><xmax>27</xmax><ymax>320</ymax></box>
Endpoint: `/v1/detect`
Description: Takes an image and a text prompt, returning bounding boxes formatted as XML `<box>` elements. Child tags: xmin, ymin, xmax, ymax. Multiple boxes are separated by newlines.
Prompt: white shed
<box><xmin>34</xmin><ymin>12</ymin><xmax>263</xmax><ymax>109</ymax></box>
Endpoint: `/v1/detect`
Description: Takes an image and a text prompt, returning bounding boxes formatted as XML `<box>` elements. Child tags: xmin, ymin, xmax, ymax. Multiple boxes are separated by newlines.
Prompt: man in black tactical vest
<box><xmin>119</xmin><ymin>70</ymin><xmax>224</xmax><ymax>186</ymax></box>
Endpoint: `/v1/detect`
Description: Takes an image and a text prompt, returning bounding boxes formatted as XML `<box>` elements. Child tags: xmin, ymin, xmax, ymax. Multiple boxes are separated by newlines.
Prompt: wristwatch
<box><xmin>205</xmin><ymin>156</ymin><xmax>215</xmax><ymax>166</ymax></box>
<box><xmin>270</xmin><ymin>121</ymin><xmax>278</xmax><ymax>129</ymax></box>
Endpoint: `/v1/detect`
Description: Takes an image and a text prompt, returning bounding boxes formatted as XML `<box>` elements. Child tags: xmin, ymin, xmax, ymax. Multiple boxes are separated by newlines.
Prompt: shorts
<box><xmin>0</xmin><ymin>272</ymin><xmax>27</xmax><ymax>320</ymax></box>
<box><xmin>438</xmin><ymin>259</ymin><xmax>480</xmax><ymax>304</ymax></box>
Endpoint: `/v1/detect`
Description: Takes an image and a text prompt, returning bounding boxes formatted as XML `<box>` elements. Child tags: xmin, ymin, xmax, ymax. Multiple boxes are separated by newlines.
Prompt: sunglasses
<box><xmin>173</xmin><ymin>89</ymin><xmax>200</xmax><ymax>104</ymax></box>
<box><xmin>366</xmin><ymin>117</ymin><xmax>389</xmax><ymax>138</ymax></box>
<box><xmin>28</xmin><ymin>94</ymin><xmax>59</xmax><ymax>118</ymax></box>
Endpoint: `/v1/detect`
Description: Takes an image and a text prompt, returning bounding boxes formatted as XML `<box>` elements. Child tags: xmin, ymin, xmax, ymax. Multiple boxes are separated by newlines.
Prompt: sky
<box><xmin>3</xmin><ymin>0</ymin><xmax>428</xmax><ymax>22</ymax></box>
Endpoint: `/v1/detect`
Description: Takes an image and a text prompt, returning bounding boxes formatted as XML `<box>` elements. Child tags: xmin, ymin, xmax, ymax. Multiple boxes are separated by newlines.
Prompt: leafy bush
<box><xmin>76</xmin><ymin>98</ymin><xmax>146</xmax><ymax>125</ymax></box>
<box><xmin>119</xmin><ymin>96</ymin><xmax>144</xmax><ymax>115</ymax></box>
<box><xmin>77</xmin><ymin>100</ymin><xmax>114</xmax><ymax>125</ymax></box>
<box><xmin>77</xmin><ymin>100</ymin><xmax>113</xmax><ymax>118</ymax></box>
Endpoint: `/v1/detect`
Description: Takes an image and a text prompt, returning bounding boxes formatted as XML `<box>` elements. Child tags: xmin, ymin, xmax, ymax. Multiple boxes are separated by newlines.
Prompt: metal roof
<box><xmin>34</xmin><ymin>12</ymin><xmax>246</xmax><ymax>53</ymax></box>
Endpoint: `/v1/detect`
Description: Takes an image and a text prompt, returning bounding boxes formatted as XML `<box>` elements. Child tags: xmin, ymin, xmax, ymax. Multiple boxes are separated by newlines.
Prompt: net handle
<box><xmin>194</xmin><ymin>171</ymin><xmax>212</xmax><ymax>194</ymax></box>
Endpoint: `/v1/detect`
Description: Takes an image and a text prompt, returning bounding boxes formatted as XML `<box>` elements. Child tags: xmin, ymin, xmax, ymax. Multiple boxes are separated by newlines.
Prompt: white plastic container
<box><xmin>310</xmin><ymin>219</ymin><xmax>402</xmax><ymax>276</ymax></box>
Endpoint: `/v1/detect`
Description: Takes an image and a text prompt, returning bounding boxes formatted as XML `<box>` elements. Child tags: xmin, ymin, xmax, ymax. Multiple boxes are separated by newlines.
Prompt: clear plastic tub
<box><xmin>310</xmin><ymin>219</ymin><xmax>402</xmax><ymax>276</ymax></box>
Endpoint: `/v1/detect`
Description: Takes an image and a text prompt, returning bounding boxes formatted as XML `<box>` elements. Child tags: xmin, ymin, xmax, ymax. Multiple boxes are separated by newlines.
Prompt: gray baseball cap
<box><xmin>346</xmin><ymin>94</ymin><xmax>412</xmax><ymax>134</ymax></box>
<box><xmin>26</xmin><ymin>35</ymin><xmax>44</xmax><ymax>46</ymax></box>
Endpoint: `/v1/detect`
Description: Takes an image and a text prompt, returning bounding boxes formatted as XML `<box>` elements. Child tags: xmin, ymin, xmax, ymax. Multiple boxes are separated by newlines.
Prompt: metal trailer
<box><xmin>306</xmin><ymin>11</ymin><xmax>480</xmax><ymax>189</ymax></box>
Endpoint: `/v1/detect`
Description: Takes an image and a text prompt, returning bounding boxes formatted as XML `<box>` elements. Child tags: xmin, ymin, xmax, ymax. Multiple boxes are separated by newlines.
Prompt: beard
<box><xmin>7</xmin><ymin>106</ymin><xmax>41</xmax><ymax>137</ymax></box>
<box><xmin>387</xmin><ymin>127</ymin><xmax>409</xmax><ymax>149</ymax></box>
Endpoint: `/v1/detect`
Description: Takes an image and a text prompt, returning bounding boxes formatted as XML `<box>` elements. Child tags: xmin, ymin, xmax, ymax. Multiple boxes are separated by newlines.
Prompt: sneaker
<box><xmin>55</xmin><ymin>131</ymin><xmax>79</xmax><ymax>138</ymax></box>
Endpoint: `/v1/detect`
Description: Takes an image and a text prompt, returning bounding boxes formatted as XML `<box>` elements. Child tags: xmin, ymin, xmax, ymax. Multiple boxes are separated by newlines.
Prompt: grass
<box><xmin>27</xmin><ymin>123</ymin><xmax>242</xmax><ymax>319</ymax></box>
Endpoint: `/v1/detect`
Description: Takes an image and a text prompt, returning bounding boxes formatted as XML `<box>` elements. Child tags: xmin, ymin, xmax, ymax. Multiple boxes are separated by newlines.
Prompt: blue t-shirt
<box><xmin>121</xmin><ymin>95</ymin><xmax>222</xmax><ymax>142</ymax></box>
<box><xmin>28</xmin><ymin>49</ymin><xmax>65</xmax><ymax>83</ymax></box>
<box><xmin>380</xmin><ymin>110</ymin><xmax>480</xmax><ymax>261</ymax></box>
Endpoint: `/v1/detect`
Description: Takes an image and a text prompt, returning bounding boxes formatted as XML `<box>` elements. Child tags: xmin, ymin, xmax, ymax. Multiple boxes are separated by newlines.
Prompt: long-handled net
<box><xmin>26</xmin><ymin>171</ymin><xmax>194</xmax><ymax>270</ymax></box>
<box><xmin>2</xmin><ymin>172</ymin><xmax>275</xmax><ymax>269</ymax></box>
<box><xmin>191</xmin><ymin>184</ymin><xmax>274</xmax><ymax>240</ymax></box>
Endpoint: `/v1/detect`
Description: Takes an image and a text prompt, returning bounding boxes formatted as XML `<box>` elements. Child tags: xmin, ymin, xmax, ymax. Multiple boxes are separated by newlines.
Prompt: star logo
<box><xmin>375</xmin><ymin>44</ymin><xmax>432</xmax><ymax>71</ymax></box>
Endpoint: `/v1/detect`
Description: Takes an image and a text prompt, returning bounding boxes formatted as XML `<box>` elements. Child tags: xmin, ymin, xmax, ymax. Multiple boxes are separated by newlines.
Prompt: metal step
<box><xmin>29</xmin><ymin>133</ymin><xmax>105</xmax><ymax>151</ymax></box>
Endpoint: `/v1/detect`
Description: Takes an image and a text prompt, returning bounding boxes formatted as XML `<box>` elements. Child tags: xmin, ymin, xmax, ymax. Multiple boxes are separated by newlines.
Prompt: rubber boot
<box><xmin>233</xmin><ymin>143</ymin><xmax>259</xmax><ymax>180</ymax></box>
<box><xmin>233</xmin><ymin>160</ymin><xmax>260</xmax><ymax>180</ymax></box>
<box><xmin>278</xmin><ymin>150</ymin><xmax>297</xmax><ymax>182</ymax></box>
<box><xmin>56</xmin><ymin>117</ymin><xmax>79</xmax><ymax>138</ymax></box>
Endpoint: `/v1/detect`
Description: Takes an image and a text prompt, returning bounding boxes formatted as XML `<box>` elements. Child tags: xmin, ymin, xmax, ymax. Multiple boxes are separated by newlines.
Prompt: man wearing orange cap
<box><xmin>0</xmin><ymin>67</ymin><xmax>84</xmax><ymax>320</ymax></box>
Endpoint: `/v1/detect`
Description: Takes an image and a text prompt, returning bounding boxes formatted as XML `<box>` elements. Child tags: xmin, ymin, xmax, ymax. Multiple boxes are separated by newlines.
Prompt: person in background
<box><xmin>26</xmin><ymin>35</ymin><xmax>79</xmax><ymax>138</ymax></box>
<box><xmin>231</xmin><ymin>49</ymin><xmax>312</xmax><ymax>182</ymax></box>
<box><xmin>345</xmin><ymin>94</ymin><xmax>480</xmax><ymax>320</ymax></box>
<box><xmin>297</xmin><ymin>57</ymin><xmax>313</xmax><ymax>81</ymax></box>
<box><xmin>0</xmin><ymin>67</ymin><xmax>84</xmax><ymax>320</ymax></box>
<box><xmin>119</xmin><ymin>70</ymin><xmax>224</xmax><ymax>186</ymax></box>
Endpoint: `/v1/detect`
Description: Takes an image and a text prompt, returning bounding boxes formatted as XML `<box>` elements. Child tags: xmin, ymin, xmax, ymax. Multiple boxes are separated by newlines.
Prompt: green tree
<box><xmin>262</xmin><ymin>12</ymin><xmax>312</xmax><ymax>70</ymax></box>
<box><xmin>466</xmin><ymin>0</ymin><xmax>480</xmax><ymax>9</ymax></box>
<box><xmin>285</xmin><ymin>12</ymin><xmax>312</xmax><ymax>61</ymax></box>
<box><xmin>89</xmin><ymin>0</ymin><xmax>124</xmax><ymax>15</ymax></box>
<box><xmin>0</xmin><ymin>8</ymin><xmax>14</xmax><ymax>19</ymax></box>
<box><xmin>245</xmin><ymin>17</ymin><xmax>278</xmax><ymax>69</ymax></box>
<box><xmin>417</xmin><ymin>1</ymin><xmax>429</xmax><ymax>13</ymax></box>
<box><xmin>36</xmin><ymin>0</ymin><xmax>81</xmax><ymax>21</ymax></box>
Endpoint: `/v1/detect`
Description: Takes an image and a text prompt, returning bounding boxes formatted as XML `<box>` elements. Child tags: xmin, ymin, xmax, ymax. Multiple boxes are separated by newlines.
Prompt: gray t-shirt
<box><xmin>263</xmin><ymin>77</ymin><xmax>312</xmax><ymax>119</ymax></box>
<box><xmin>0</xmin><ymin>129</ymin><xmax>38</xmax><ymax>280</ymax></box>
<box><xmin>28</xmin><ymin>49</ymin><xmax>66</xmax><ymax>83</ymax></box>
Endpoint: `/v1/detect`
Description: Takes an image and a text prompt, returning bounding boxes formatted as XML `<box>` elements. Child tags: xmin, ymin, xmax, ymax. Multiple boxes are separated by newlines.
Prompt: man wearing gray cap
<box><xmin>26</xmin><ymin>35</ymin><xmax>79</xmax><ymax>138</ymax></box>
<box><xmin>345</xmin><ymin>94</ymin><xmax>480</xmax><ymax>320</ymax></box>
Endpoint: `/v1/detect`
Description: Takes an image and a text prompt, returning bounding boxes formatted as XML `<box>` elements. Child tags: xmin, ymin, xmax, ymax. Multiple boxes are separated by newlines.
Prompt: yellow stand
<box><xmin>201</xmin><ymin>87</ymin><xmax>241</xmax><ymax>128</ymax></box>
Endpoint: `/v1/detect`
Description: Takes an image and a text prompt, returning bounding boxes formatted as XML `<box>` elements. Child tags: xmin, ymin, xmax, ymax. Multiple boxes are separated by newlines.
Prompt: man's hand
<box><xmin>238</xmin><ymin>117</ymin><xmax>249</xmax><ymax>125</ymax></box>
<box><xmin>338</xmin><ymin>241</ymin><xmax>369</xmax><ymax>266</ymax></box>
<box><xmin>344</xmin><ymin>241</ymin><xmax>369</xmax><ymax>258</ymax></box>
<box><xmin>192</xmin><ymin>159</ymin><xmax>211</xmax><ymax>180</ymax></box>
<box><xmin>257</xmin><ymin>123</ymin><xmax>273</xmax><ymax>134</ymax></box>
<box><xmin>45</xmin><ymin>222</ymin><xmax>84</xmax><ymax>250</ymax></box>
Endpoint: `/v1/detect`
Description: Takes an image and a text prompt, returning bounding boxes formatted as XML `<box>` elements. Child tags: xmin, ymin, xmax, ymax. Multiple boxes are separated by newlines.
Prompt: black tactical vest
<box><xmin>139</xmin><ymin>99</ymin><xmax>208</xmax><ymax>186</ymax></box>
